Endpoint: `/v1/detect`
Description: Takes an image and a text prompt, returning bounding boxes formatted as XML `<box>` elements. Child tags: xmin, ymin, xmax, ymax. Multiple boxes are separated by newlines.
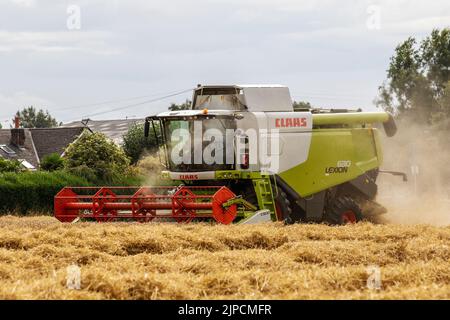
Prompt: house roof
<box><xmin>0</xmin><ymin>118</ymin><xmax>138</xmax><ymax>170</ymax></box>
<box><xmin>30</xmin><ymin>127</ymin><xmax>86</xmax><ymax>161</ymax></box>
<box><xmin>0</xmin><ymin>127</ymin><xmax>86</xmax><ymax>168</ymax></box>
<box><xmin>0</xmin><ymin>129</ymin><xmax>39</xmax><ymax>168</ymax></box>
<box><xmin>61</xmin><ymin>119</ymin><xmax>144</xmax><ymax>145</ymax></box>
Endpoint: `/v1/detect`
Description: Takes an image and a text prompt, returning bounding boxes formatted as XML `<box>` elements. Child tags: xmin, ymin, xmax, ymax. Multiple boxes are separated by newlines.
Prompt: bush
<box><xmin>64</xmin><ymin>132</ymin><xmax>130</xmax><ymax>182</ymax></box>
<box><xmin>0</xmin><ymin>158</ymin><xmax>23</xmax><ymax>173</ymax></box>
<box><xmin>0</xmin><ymin>171</ymin><xmax>90</xmax><ymax>214</ymax></box>
<box><xmin>65</xmin><ymin>165</ymin><xmax>98</xmax><ymax>183</ymax></box>
<box><xmin>65</xmin><ymin>165</ymin><xmax>144</xmax><ymax>186</ymax></box>
<box><xmin>122</xmin><ymin>122</ymin><xmax>159</xmax><ymax>164</ymax></box>
<box><xmin>40</xmin><ymin>153</ymin><xmax>65</xmax><ymax>171</ymax></box>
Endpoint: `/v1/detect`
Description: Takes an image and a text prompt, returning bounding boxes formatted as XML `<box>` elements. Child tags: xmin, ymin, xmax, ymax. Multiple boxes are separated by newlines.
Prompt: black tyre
<box><xmin>324</xmin><ymin>196</ymin><xmax>363</xmax><ymax>225</ymax></box>
<box><xmin>274</xmin><ymin>189</ymin><xmax>293</xmax><ymax>224</ymax></box>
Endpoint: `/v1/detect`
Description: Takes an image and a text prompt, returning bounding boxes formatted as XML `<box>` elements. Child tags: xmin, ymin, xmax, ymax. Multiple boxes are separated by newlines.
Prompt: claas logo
<box><xmin>180</xmin><ymin>174</ymin><xmax>199</xmax><ymax>180</ymax></box>
<box><xmin>275</xmin><ymin>117</ymin><xmax>307</xmax><ymax>128</ymax></box>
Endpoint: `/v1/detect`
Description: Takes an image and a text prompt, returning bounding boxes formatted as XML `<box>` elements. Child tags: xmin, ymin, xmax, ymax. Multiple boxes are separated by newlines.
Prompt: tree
<box><xmin>40</xmin><ymin>153</ymin><xmax>65</xmax><ymax>171</ymax></box>
<box><xmin>375</xmin><ymin>28</ymin><xmax>450</xmax><ymax>126</ymax></box>
<box><xmin>421</xmin><ymin>29</ymin><xmax>450</xmax><ymax>95</ymax></box>
<box><xmin>168</xmin><ymin>99</ymin><xmax>191</xmax><ymax>111</ymax></box>
<box><xmin>64</xmin><ymin>132</ymin><xmax>130</xmax><ymax>182</ymax></box>
<box><xmin>122</xmin><ymin>122</ymin><xmax>159</xmax><ymax>164</ymax></box>
<box><xmin>434</xmin><ymin>80</ymin><xmax>450</xmax><ymax>130</ymax></box>
<box><xmin>15</xmin><ymin>106</ymin><xmax>58</xmax><ymax>128</ymax></box>
<box><xmin>293</xmin><ymin>101</ymin><xmax>312</xmax><ymax>111</ymax></box>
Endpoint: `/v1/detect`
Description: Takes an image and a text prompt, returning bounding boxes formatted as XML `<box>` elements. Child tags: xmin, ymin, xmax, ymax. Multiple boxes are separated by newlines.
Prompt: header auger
<box><xmin>55</xmin><ymin>84</ymin><xmax>403</xmax><ymax>225</ymax></box>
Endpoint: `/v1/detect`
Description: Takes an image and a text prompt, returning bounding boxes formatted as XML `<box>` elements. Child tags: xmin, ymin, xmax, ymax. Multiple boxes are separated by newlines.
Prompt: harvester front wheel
<box><xmin>324</xmin><ymin>196</ymin><xmax>363</xmax><ymax>225</ymax></box>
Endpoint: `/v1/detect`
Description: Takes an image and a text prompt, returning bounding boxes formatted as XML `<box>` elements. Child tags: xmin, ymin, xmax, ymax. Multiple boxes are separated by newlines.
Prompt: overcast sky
<box><xmin>0</xmin><ymin>0</ymin><xmax>449</xmax><ymax>126</ymax></box>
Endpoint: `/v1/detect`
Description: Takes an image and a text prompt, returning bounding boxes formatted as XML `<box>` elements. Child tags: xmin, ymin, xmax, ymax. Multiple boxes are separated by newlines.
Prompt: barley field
<box><xmin>0</xmin><ymin>215</ymin><xmax>449</xmax><ymax>300</ymax></box>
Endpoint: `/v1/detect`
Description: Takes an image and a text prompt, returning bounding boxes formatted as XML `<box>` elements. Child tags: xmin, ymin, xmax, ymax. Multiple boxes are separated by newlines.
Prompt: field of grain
<box><xmin>0</xmin><ymin>215</ymin><xmax>449</xmax><ymax>300</ymax></box>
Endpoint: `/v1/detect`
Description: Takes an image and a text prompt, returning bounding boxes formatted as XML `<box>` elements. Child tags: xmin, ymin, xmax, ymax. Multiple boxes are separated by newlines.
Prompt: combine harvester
<box><xmin>55</xmin><ymin>84</ymin><xmax>403</xmax><ymax>225</ymax></box>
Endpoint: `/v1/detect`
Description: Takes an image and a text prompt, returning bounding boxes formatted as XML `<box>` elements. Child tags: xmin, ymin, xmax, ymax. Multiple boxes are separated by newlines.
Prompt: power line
<box><xmin>0</xmin><ymin>88</ymin><xmax>193</xmax><ymax>120</ymax></box>
<box><xmin>0</xmin><ymin>88</ymin><xmax>374</xmax><ymax>125</ymax></box>
<box><xmin>53</xmin><ymin>90</ymin><xmax>189</xmax><ymax>111</ymax></box>
<box><xmin>71</xmin><ymin>88</ymin><xmax>193</xmax><ymax>121</ymax></box>
<box><xmin>0</xmin><ymin>88</ymin><xmax>194</xmax><ymax>124</ymax></box>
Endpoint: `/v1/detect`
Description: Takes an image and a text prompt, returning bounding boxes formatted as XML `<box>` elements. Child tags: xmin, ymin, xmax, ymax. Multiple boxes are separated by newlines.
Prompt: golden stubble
<box><xmin>0</xmin><ymin>216</ymin><xmax>448</xmax><ymax>300</ymax></box>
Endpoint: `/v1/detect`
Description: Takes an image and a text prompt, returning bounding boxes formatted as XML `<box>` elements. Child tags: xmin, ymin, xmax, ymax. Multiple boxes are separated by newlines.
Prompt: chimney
<box><xmin>11</xmin><ymin>116</ymin><xmax>25</xmax><ymax>147</ymax></box>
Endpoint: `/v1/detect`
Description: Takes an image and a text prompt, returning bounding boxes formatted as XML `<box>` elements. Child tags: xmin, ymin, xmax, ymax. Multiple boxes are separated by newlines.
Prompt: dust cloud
<box><xmin>137</xmin><ymin>153</ymin><xmax>165</xmax><ymax>186</ymax></box>
<box><xmin>376</xmin><ymin>121</ymin><xmax>450</xmax><ymax>226</ymax></box>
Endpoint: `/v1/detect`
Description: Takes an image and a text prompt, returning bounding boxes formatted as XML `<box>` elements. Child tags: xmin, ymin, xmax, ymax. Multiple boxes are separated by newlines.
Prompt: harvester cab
<box><xmin>55</xmin><ymin>84</ymin><xmax>400</xmax><ymax>225</ymax></box>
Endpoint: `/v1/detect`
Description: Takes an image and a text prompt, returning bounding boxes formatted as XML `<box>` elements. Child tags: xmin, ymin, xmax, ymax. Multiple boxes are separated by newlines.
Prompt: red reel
<box><xmin>93</xmin><ymin>188</ymin><xmax>118</xmax><ymax>222</ymax></box>
<box><xmin>172</xmin><ymin>187</ymin><xmax>196</xmax><ymax>223</ymax></box>
<box><xmin>211</xmin><ymin>187</ymin><xmax>237</xmax><ymax>225</ymax></box>
<box><xmin>131</xmin><ymin>187</ymin><xmax>157</xmax><ymax>222</ymax></box>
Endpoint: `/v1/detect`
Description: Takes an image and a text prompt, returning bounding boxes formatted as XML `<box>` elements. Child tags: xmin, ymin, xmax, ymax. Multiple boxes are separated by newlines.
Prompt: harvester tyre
<box><xmin>324</xmin><ymin>196</ymin><xmax>363</xmax><ymax>225</ymax></box>
<box><xmin>275</xmin><ymin>189</ymin><xmax>293</xmax><ymax>224</ymax></box>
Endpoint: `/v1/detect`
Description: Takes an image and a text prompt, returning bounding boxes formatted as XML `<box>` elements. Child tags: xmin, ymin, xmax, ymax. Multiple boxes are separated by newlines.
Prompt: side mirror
<box><xmin>144</xmin><ymin>120</ymin><xmax>150</xmax><ymax>138</ymax></box>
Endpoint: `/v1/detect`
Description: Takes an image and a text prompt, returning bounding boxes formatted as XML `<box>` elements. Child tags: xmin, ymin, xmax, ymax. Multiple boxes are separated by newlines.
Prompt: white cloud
<box><xmin>0</xmin><ymin>0</ymin><xmax>449</xmax><ymax>120</ymax></box>
<box><xmin>0</xmin><ymin>31</ymin><xmax>122</xmax><ymax>55</ymax></box>
<box><xmin>10</xmin><ymin>0</ymin><xmax>36</xmax><ymax>8</ymax></box>
<box><xmin>384</xmin><ymin>16</ymin><xmax>450</xmax><ymax>36</ymax></box>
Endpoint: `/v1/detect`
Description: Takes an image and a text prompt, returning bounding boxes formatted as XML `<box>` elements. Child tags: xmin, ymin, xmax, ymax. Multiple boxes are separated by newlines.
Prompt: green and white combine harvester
<box><xmin>55</xmin><ymin>84</ymin><xmax>404</xmax><ymax>225</ymax></box>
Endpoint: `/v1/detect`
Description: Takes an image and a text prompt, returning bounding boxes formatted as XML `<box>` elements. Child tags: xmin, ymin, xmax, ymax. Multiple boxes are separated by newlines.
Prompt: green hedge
<box><xmin>0</xmin><ymin>171</ymin><xmax>90</xmax><ymax>214</ymax></box>
<box><xmin>0</xmin><ymin>170</ymin><xmax>146</xmax><ymax>215</ymax></box>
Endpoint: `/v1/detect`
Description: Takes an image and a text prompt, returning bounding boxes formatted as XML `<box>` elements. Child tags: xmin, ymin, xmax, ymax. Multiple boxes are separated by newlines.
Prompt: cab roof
<box><xmin>193</xmin><ymin>84</ymin><xmax>293</xmax><ymax>112</ymax></box>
